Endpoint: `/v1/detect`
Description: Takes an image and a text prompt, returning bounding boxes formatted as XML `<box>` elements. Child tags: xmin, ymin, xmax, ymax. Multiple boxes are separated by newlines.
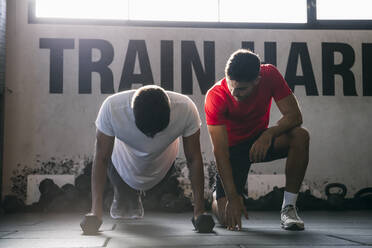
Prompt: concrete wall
<box><xmin>0</xmin><ymin>0</ymin><xmax>5</xmax><ymax>93</ymax></box>
<box><xmin>0</xmin><ymin>0</ymin><xmax>7</xmax><ymax>199</ymax></box>
<box><xmin>2</xmin><ymin>0</ymin><xmax>372</xmax><ymax>201</ymax></box>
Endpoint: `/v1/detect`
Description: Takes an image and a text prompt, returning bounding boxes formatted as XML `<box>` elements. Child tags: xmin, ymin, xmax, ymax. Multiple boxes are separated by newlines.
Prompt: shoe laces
<box><xmin>281</xmin><ymin>205</ymin><xmax>300</xmax><ymax>220</ymax></box>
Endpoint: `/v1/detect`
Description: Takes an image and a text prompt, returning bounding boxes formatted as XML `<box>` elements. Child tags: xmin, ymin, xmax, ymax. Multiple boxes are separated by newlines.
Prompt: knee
<box><xmin>290</xmin><ymin>127</ymin><xmax>310</xmax><ymax>147</ymax></box>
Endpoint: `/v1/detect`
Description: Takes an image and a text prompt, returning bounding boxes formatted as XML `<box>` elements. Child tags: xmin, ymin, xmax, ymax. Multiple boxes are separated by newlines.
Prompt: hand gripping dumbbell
<box><xmin>191</xmin><ymin>214</ymin><xmax>215</xmax><ymax>233</ymax></box>
<box><xmin>80</xmin><ymin>214</ymin><xmax>102</xmax><ymax>235</ymax></box>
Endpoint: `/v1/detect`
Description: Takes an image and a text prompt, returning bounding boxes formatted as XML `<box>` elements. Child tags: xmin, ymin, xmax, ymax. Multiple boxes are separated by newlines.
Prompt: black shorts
<box><xmin>107</xmin><ymin>160</ymin><xmax>176</xmax><ymax>197</ymax></box>
<box><xmin>215</xmin><ymin>130</ymin><xmax>287</xmax><ymax>200</ymax></box>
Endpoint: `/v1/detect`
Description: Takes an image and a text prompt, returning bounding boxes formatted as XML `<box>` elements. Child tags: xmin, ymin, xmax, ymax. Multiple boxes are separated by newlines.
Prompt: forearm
<box><xmin>268</xmin><ymin>113</ymin><xmax>302</xmax><ymax>138</ymax></box>
<box><xmin>207</xmin><ymin>125</ymin><xmax>239</xmax><ymax>200</ymax></box>
<box><xmin>91</xmin><ymin>157</ymin><xmax>108</xmax><ymax>217</ymax></box>
<box><xmin>214</xmin><ymin>150</ymin><xmax>239</xmax><ymax>200</ymax></box>
<box><xmin>188</xmin><ymin>159</ymin><xmax>205</xmax><ymax>214</ymax></box>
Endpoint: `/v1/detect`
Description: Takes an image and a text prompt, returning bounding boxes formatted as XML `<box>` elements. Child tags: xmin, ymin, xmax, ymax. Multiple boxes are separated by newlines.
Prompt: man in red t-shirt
<box><xmin>205</xmin><ymin>49</ymin><xmax>309</xmax><ymax>231</ymax></box>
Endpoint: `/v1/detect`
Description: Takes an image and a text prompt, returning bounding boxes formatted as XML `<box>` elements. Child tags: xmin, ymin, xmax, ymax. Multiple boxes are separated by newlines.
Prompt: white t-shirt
<box><xmin>95</xmin><ymin>90</ymin><xmax>201</xmax><ymax>190</ymax></box>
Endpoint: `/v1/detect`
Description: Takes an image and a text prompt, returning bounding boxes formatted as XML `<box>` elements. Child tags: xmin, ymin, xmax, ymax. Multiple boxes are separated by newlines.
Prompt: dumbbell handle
<box><xmin>80</xmin><ymin>214</ymin><xmax>102</xmax><ymax>235</ymax></box>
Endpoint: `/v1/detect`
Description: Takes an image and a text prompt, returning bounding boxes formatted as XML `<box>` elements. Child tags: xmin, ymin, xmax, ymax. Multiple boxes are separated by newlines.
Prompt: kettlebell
<box><xmin>354</xmin><ymin>187</ymin><xmax>372</xmax><ymax>210</ymax></box>
<box><xmin>325</xmin><ymin>183</ymin><xmax>347</xmax><ymax>210</ymax></box>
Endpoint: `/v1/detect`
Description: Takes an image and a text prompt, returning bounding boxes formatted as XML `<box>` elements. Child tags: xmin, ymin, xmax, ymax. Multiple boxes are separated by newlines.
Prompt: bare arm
<box><xmin>267</xmin><ymin>94</ymin><xmax>303</xmax><ymax>137</ymax></box>
<box><xmin>182</xmin><ymin>129</ymin><xmax>205</xmax><ymax>218</ymax></box>
<box><xmin>91</xmin><ymin>129</ymin><xmax>114</xmax><ymax>220</ymax></box>
<box><xmin>207</xmin><ymin>125</ymin><xmax>248</xmax><ymax>230</ymax></box>
<box><xmin>250</xmin><ymin>93</ymin><xmax>303</xmax><ymax>162</ymax></box>
<box><xmin>207</xmin><ymin>125</ymin><xmax>238</xmax><ymax>199</ymax></box>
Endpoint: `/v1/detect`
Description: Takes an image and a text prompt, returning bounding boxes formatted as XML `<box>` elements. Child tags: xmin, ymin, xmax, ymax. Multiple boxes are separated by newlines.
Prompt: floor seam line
<box><xmin>0</xmin><ymin>230</ymin><xmax>18</xmax><ymax>239</ymax></box>
<box><xmin>326</xmin><ymin>234</ymin><xmax>368</xmax><ymax>246</ymax></box>
<box><xmin>103</xmin><ymin>237</ymin><xmax>111</xmax><ymax>247</ymax></box>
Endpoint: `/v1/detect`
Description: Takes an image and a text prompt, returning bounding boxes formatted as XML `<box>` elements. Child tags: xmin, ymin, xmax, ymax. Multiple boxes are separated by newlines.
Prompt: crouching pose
<box><xmin>205</xmin><ymin>49</ymin><xmax>310</xmax><ymax>231</ymax></box>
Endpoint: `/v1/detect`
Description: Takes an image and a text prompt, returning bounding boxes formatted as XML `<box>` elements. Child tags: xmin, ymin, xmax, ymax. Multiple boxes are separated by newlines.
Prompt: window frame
<box><xmin>28</xmin><ymin>0</ymin><xmax>372</xmax><ymax>30</ymax></box>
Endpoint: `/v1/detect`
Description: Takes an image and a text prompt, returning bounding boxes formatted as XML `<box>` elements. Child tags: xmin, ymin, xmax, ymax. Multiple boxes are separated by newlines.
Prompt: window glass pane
<box><xmin>129</xmin><ymin>0</ymin><xmax>218</xmax><ymax>22</ymax></box>
<box><xmin>219</xmin><ymin>0</ymin><xmax>307</xmax><ymax>23</ymax></box>
<box><xmin>36</xmin><ymin>0</ymin><xmax>128</xmax><ymax>20</ymax></box>
<box><xmin>317</xmin><ymin>0</ymin><xmax>372</xmax><ymax>20</ymax></box>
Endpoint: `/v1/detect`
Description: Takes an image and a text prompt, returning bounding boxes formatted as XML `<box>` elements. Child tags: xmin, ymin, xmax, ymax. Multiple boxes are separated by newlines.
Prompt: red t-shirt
<box><xmin>205</xmin><ymin>64</ymin><xmax>292</xmax><ymax>146</ymax></box>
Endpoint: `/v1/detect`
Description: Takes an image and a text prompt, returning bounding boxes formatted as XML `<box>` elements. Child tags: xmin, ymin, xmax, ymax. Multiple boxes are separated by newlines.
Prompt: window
<box><xmin>35</xmin><ymin>0</ymin><xmax>128</xmax><ymax>20</ymax></box>
<box><xmin>34</xmin><ymin>0</ymin><xmax>305</xmax><ymax>23</ymax></box>
<box><xmin>31</xmin><ymin>0</ymin><xmax>372</xmax><ymax>29</ymax></box>
<box><xmin>317</xmin><ymin>0</ymin><xmax>372</xmax><ymax>20</ymax></box>
<box><xmin>219</xmin><ymin>0</ymin><xmax>307</xmax><ymax>23</ymax></box>
<box><xmin>129</xmin><ymin>0</ymin><xmax>218</xmax><ymax>22</ymax></box>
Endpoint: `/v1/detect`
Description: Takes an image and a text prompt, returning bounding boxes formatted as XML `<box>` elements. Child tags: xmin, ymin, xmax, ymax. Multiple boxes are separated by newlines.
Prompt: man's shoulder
<box><xmin>260</xmin><ymin>64</ymin><xmax>280</xmax><ymax>78</ymax></box>
<box><xmin>167</xmin><ymin>90</ymin><xmax>189</xmax><ymax>100</ymax></box>
<box><xmin>210</xmin><ymin>78</ymin><xmax>225</xmax><ymax>91</ymax></box>
<box><xmin>107</xmin><ymin>90</ymin><xmax>135</xmax><ymax>102</ymax></box>
<box><xmin>260</xmin><ymin>63</ymin><xmax>273</xmax><ymax>72</ymax></box>
<box><xmin>166</xmin><ymin>91</ymin><xmax>200</xmax><ymax>117</ymax></box>
<box><xmin>99</xmin><ymin>90</ymin><xmax>135</xmax><ymax>118</ymax></box>
<box><xmin>167</xmin><ymin>91</ymin><xmax>194</xmax><ymax>106</ymax></box>
<box><xmin>206</xmin><ymin>79</ymin><xmax>227</xmax><ymax>101</ymax></box>
<box><xmin>103</xmin><ymin>90</ymin><xmax>135</xmax><ymax>109</ymax></box>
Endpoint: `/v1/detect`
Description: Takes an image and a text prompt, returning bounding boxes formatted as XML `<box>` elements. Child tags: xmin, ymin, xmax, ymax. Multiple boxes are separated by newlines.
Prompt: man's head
<box><xmin>131</xmin><ymin>85</ymin><xmax>170</xmax><ymax>138</ymax></box>
<box><xmin>225</xmin><ymin>49</ymin><xmax>261</xmax><ymax>101</ymax></box>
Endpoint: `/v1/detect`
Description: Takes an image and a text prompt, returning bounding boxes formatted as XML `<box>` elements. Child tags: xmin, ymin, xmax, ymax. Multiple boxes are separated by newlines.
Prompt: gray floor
<box><xmin>0</xmin><ymin>211</ymin><xmax>371</xmax><ymax>248</ymax></box>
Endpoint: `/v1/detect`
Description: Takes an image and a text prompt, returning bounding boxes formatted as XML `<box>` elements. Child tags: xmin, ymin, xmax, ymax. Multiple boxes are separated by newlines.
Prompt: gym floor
<box><xmin>0</xmin><ymin>211</ymin><xmax>372</xmax><ymax>248</ymax></box>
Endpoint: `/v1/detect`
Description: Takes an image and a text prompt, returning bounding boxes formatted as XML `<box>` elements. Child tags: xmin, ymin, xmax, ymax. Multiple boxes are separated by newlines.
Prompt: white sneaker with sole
<box><xmin>281</xmin><ymin>205</ymin><xmax>304</xmax><ymax>230</ymax></box>
<box><xmin>110</xmin><ymin>193</ymin><xmax>144</xmax><ymax>219</ymax></box>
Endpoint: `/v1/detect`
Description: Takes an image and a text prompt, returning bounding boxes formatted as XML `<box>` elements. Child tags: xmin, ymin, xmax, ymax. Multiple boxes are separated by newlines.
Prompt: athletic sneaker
<box><xmin>110</xmin><ymin>192</ymin><xmax>144</xmax><ymax>219</ymax></box>
<box><xmin>280</xmin><ymin>205</ymin><xmax>305</xmax><ymax>230</ymax></box>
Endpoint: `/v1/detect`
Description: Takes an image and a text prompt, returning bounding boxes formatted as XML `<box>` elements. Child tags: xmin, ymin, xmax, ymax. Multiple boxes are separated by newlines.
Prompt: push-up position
<box><xmin>205</xmin><ymin>49</ymin><xmax>309</xmax><ymax>231</ymax></box>
<box><xmin>82</xmin><ymin>85</ymin><xmax>213</xmax><ymax>234</ymax></box>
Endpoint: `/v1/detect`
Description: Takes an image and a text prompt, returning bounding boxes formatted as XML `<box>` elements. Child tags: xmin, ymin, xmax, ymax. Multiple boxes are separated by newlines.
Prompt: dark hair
<box><xmin>132</xmin><ymin>85</ymin><xmax>170</xmax><ymax>138</ymax></box>
<box><xmin>225</xmin><ymin>49</ymin><xmax>261</xmax><ymax>82</ymax></box>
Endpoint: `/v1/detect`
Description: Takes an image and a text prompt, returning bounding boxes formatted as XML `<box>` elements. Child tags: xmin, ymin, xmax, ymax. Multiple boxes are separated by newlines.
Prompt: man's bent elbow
<box><xmin>295</xmin><ymin>113</ymin><xmax>303</xmax><ymax>127</ymax></box>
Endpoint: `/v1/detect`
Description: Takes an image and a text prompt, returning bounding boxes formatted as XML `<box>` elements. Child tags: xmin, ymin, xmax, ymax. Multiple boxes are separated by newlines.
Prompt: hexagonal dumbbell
<box><xmin>191</xmin><ymin>214</ymin><xmax>215</xmax><ymax>233</ymax></box>
<box><xmin>80</xmin><ymin>214</ymin><xmax>102</xmax><ymax>235</ymax></box>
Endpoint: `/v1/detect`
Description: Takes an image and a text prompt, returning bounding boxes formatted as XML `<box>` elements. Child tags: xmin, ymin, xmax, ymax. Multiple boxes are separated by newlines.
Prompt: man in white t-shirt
<box><xmin>89</xmin><ymin>85</ymin><xmax>206</xmax><ymax>224</ymax></box>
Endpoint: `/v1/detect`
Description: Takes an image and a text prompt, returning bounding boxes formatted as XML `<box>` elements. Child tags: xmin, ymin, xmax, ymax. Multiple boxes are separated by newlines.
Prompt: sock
<box><xmin>282</xmin><ymin>191</ymin><xmax>298</xmax><ymax>209</ymax></box>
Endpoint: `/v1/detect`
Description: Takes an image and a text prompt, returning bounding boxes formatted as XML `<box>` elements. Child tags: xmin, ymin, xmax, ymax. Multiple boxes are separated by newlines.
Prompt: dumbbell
<box><xmin>191</xmin><ymin>214</ymin><xmax>215</xmax><ymax>233</ymax></box>
<box><xmin>80</xmin><ymin>214</ymin><xmax>102</xmax><ymax>235</ymax></box>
